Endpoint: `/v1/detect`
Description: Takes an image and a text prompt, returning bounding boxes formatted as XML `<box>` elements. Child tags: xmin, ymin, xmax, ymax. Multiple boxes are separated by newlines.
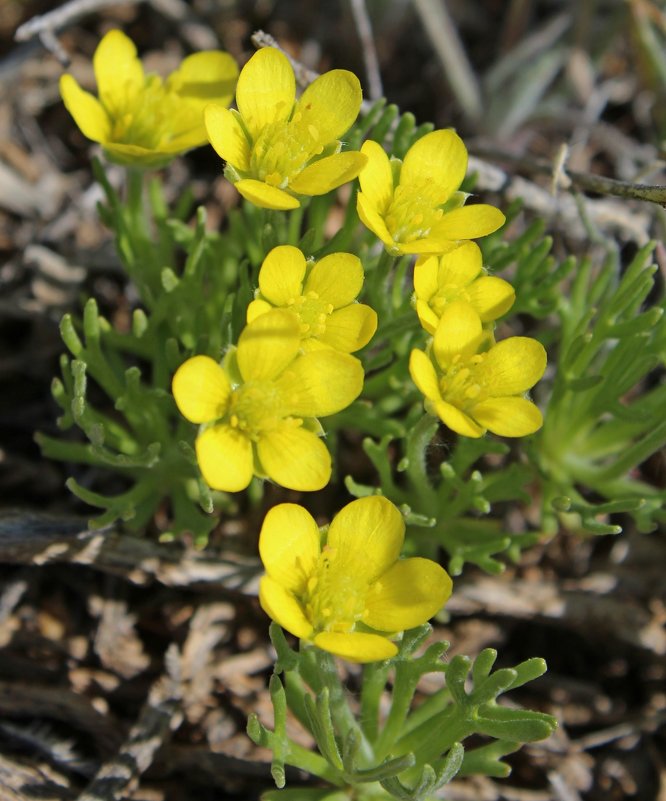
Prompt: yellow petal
<box><xmin>304</xmin><ymin>252</ymin><xmax>363</xmax><ymax>308</ymax></box>
<box><xmin>205</xmin><ymin>105</ymin><xmax>250</xmax><ymax>171</ymax></box>
<box><xmin>259</xmin><ymin>503</ymin><xmax>321</xmax><ymax>593</ymax></box>
<box><xmin>259</xmin><ymin>575</ymin><xmax>313</xmax><ymax>638</ymax></box>
<box><xmin>196</xmin><ymin>423</ymin><xmax>253</xmax><ymax>491</ymax></box>
<box><xmin>437</xmin><ymin>241</ymin><xmax>482</xmax><ymax>286</ymax></box>
<box><xmin>467</xmin><ymin>276</ymin><xmax>515</xmax><ymax>322</ymax></box>
<box><xmin>59</xmin><ymin>75</ymin><xmax>110</xmax><ymax>143</ymax></box>
<box><xmin>431</xmin><ymin>204</ymin><xmax>506</xmax><ymax>240</ymax></box>
<box><xmin>434</xmin><ymin>400</ymin><xmax>485</xmax><ymax>437</ymax></box>
<box><xmin>322</xmin><ymin>304</ymin><xmax>377</xmax><ymax>352</ymax></box>
<box><xmin>258</xmin><ymin>425</ymin><xmax>331</xmax><ymax>491</ymax></box>
<box><xmin>237</xmin><ymin>309</ymin><xmax>301</xmax><ymax>381</ymax></box>
<box><xmin>100</xmin><ymin>142</ymin><xmax>173</xmax><ymax>167</ymax></box>
<box><xmin>433</xmin><ymin>301</ymin><xmax>483</xmax><ymax>366</ymax></box>
<box><xmin>392</xmin><ymin>237</ymin><xmax>461</xmax><ymax>255</ymax></box>
<box><xmin>327</xmin><ymin>496</ymin><xmax>404</xmax><ymax>583</ymax></box>
<box><xmin>235</xmin><ymin>178</ymin><xmax>300</xmax><ymax>210</ymax></box>
<box><xmin>275</xmin><ymin>350</ymin><xmax>364</xmax><ymax>417</ymax></box>
<box><xmin>166</xmin><ymin>51</ymin><xmax>238</xmax><ymax>107</ymax></box>
<box><xmin>160</xmin><ymin>121</ymin><xmax>207</xmax><ymax>152</ymax></box>
<box><xmin>472</xmin><ymin>396</ymin><xmax>543</xmax><ymax>437</ymax></box>
<box><xmin>357</xmin><ymin>191</ymin><xmax>396</xmax><ymax>250</ymax></box>
<box><xmin>246</xmin><ymin>298</ymin><xmax>273</xmax><ymax>323</ymax></box>
<box><xmin>313</xmin><ymin>631</ymin><xmax>397</xmax><ymax>663</ymax></box>
<box><xmin>93</xmin><ymin>29</ymin><xmax>144</xmax><ymax>113</ymax></box>
<box><xmin>364</xmin><ymin>558</ymin><xmax>452</xmax><ymax>631</ymax></box>
<box><xmin>289</xmin><ymin>151</ymin><xmax>367</xmax><ymax>196</ymax></box>
<box><xmin>172</xmin><ymin>355</ymin><xmax>231</xmax><ymax>423</ymax></box>
<box><xmin>400</xmin><ymin>129</ymin><xmax>467</xmax><ymax>203</ymax></box>
<box><xmin>409</xmin><ymin>349</ymin><xmax>441</xmax><ymax>401</ymax></box>
<box><xmin>236</xmin><ymin>48</ymin><xmax>295</xmax><ymax>141</ymax></box>
<box><xmin>413</xmin><ymin>255</ymin><xmax>439</xmax><ymax>301</ymax></box>
<box><xmin>358</xmin><ymin>140</ymin><xmax>394</xmax><ymax>214</ymax></box>
<box><xmin>258</xmin><ymin>245</ymin><xmax>307</xmax><ymax>306</ymax></box>
<box><xmin>475</xmin><ymin>337</ymin><xmax>547</xmax><ymax>395</ymax></box>
<box><xmin>295</xmin><ymin>69</ymin><xmax>362</xmax><ymax>143</ymax></box>
<box><xmin>415</xmin><ymin>299</ymin><xmax>440</xmax><ymax>336</ymax></box>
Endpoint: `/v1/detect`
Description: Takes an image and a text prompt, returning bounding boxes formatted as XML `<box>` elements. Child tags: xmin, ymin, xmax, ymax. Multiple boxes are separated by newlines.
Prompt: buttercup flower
<box><xmin>205</xmin><ymin>47</ymin><xmax>367</xmax><ymax>209</ymax></box>
<box><xmin>60</xmin><ymin>29</ymin><xmax>238</xmax><ymax>167</ymax></box>
<box><xmin>172</xmin><ymin>310</ymin><xmax>363</xmax><ymax>492</ymax></box>
<box><xmin>247</xmin><ymin>245</ymin><xmax>377</xmax><ymax>352</ymax></box>
<box><xmin>259</xmin><ymin>496</ymin><xmax>452</xmax><ymax>662</ymax></box>
<box><xmin>409</xmin><ymin>301</ymin><xmax>546</xmax><ymax>438</ymax></box>
<box><xmin>357</xmin><ymin>130</ymin><xmax>505</xmax><ymax>255</ymax></box>
<box><xmin>414</xmin><ymin>241</ymin><xmax>515</xmax><ymax>335</ymax></box>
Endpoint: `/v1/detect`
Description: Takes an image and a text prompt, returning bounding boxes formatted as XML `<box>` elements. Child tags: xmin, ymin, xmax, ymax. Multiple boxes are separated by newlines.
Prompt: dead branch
<box><xmin>471</xmin><ymin>144</ymin><xmax>666</xmax><ymax>206</ymax></box>
<box><xmin>0</xmin><ymin>511</ymin><xmax>260</xmax><ymax>593</ymax></box>
<box><xmin>77</xmin><ymin>645</ymin><xmax>183</xmax><ymax>801</ymax></box>
<box><xmin>467</xmin><ymin>155</ymin><xmax>654</xmax><ymax>243</ymax></box>
<box><xmin>349</xmin><ymin>0</ymin><xmax>383</xmax><ymax>100</ymax></box>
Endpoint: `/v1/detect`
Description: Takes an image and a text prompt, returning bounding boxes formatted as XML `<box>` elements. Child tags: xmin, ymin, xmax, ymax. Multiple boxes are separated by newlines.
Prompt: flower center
<box><xmin>385</xmin><ymin>183</ymin><xmax>444</xmax><ymax>244</ymax></box>
<box><xmin>226</xmin><ymin>380</ymin><xmax>286</xmax><ymax>439</ymax></box>
<box><xmin>304</xmin><ymin>546</ymin><xmax>367</xmax><ymax>634</ymax></box>
<box><xmin>250</xmin><ymin>115</ymin><xmax>324</xmax><ymax>187</ymax></box>
<box><xmin>430</xmin><ymin>284</ymin><xmax>472</xmax><ymax>316</ymax></box>
<box><xmin>287</xmin><ymin>291</ymin><xmax>333</xmax><ymax>338</ymax></box>
<box><xmin>439</xmin><ymin>354</ymin><xmax>487</xmax><ymax>411</ymax></box>
<box><xmin>107</xmin><ymin>75</ymin><xmax>174</xmax><ymax>149</ymax></box>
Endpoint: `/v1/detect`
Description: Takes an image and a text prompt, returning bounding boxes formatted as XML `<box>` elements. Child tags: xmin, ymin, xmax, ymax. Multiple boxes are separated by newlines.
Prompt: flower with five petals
<box><xmin>172</xmin><ymin>310</ymin><xmax>364</xmax><ymax>492</ymax></box>
<box><xmin>205</xmin><ymin>47</ymin><xmax>367</xmax><ymax>209</ymax></box>
<box><xmin>414</xmin><ymin>241</ymin><xmax>515</xmax><ymax>334</ymax></box>
<box><xmin>357</xmin><ymin>130</ymin><xmax>505</xmax><ymax>255</ymax></box>
<box><xmin>60</xmin><ymin>29</ymin><xmax>238</xmax><ymax>168</ymax></box>
<box><xmin>409</xmin><ymin>301</ymin><xmax>546</xmax><ymax>438</ymax></box>
<box><xmin>259</xmin><ymin>496</ymin><xmax>452</xmax><ymax>662</ymax></box>
<box><xmin>247</xmin><ymin>245</ymin><xmax>377</xmax><ymax>352</ymax></box>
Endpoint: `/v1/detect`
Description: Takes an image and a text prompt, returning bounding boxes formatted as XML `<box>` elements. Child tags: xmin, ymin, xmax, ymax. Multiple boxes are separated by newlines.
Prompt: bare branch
<box><xmin>349</xmin><ymin>0</ymin><xmax>383</xmax><ymax>100</ymax></box>
<box><xmin>471</xmin><ymin>144</ymin><xmax>666</xmax><ymax>206</ymax></box>
<box><xmin>77</xmin><ymin>647</ymin><xmax>184</xmax><ymax>801</ymax></box>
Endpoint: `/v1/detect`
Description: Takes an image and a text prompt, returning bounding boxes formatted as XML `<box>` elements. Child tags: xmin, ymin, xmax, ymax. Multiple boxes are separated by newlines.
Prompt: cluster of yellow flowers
<box><xmin>60</xmin><ymin>31</ymin><xmax>545</xmax><ymax>662</ymax></box>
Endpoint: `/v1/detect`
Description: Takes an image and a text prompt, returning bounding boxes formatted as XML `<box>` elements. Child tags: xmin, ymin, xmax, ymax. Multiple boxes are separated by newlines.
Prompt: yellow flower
<box><xmin>247</xmin><ymin>245</ymin><xmax>377</xmax><ymax>352</ymax></box>
<box><xmin>414</xmin><ymin>241</ymin><xmax>515</xmax><ymax>334</ymax></box>
<box><xmin>205</xmin><ymin>48</ymin><xmax>367</xmax><ymax>210</ymax></box>
<box><xmin>409</xmin><ymin>301</ymin><xmax>546</xmax><ymax>438</ymax></box>
<box><xmin>172</xmin><ymin>310</ymin><xmax>363</xmax><ymax>492</ymax></box>
<box><xmin>357</xmin><ymin>130</ymin><xmax>505</xmax><ymax>255</ymax></box>
<box><xmin>258</xmin><ymin>496</ymin><xmax>452</xmax><ymax>662</ymax></box>
<box><xmin>60</xmin><ymin>29</ymin><xmax>238</xmax><ymax>167</ymax></box>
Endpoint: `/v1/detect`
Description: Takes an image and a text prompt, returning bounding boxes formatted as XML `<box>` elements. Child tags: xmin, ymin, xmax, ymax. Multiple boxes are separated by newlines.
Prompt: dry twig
<box><xmin>349</xmin><ymin>0</ymin><xmax>383</xmax><ymax>100</ymax></box>
<box><xmin>77</xmin><ymin>645</ymin><xmax>184</xmax><ymax>801</ymax></box>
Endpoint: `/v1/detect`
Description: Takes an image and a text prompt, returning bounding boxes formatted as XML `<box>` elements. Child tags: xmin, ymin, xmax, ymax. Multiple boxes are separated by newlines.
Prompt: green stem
<box><xmin>373</xmin><ymin>663</ymin><xmax>420</xmax><ymax>761</ymax></box>
<box><xmin>314</xmin><ymin>649</ymin><xmax>375</xmax><ymax>767</ymax></box>
<box><xmin>360</xmin><ymin>661</ymin><xmax>391</xmax><ymax>743</ymax></box>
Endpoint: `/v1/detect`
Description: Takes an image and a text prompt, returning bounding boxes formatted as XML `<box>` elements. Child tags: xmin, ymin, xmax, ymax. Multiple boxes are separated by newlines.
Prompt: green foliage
<box><xmin>535</xmin><ymin>242</ymin><xmax>666</xmax><ymax>534</ymax></box>
<box><xmin>36</xmin><ymin>166</ymin><xmax>247</xmax><ymax>542</ymax></box>
<box><xmin>249</xmin><ymin>624</ymin><xmax>556</xmax><ymax>801</ymax></box>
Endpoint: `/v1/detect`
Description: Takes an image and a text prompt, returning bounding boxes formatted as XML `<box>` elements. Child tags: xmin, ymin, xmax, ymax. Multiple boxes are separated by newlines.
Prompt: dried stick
<box><xmin>467</xmin><ymin>154</ymin><xmax>653</xmax><ymax>243</ymax></box>
<box><xmin>76</xmin><ymin>645</ymin><xmax>184</xmax><ymax>801</ymax></box>
<box><xmin>471</xmin><ymin>144</ymin><xmax>666</xmax><ymax>206</ymax></box>
<box><xmin>0</xmin><ymin>511</ymin><xmax>259</xmax><ymax>593</ymax></box>
<box><xmin>14</xmin><ymin>0</ymin><xmax>217</xmax><ymax>63</ymax></box>
<box><xmin>14</xmin><ymin>0</ymin><xmax>139</xmax><ymax>63</ymax></box>
<box><xmin>349</xmin><ymin>0</ymin><xmax>383</xmax><ymax>100</ymax></box>
<box><xmin>411</xmin><ymin>0</ymin><xmax>483</xmax><ymax>123</ymax></box>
